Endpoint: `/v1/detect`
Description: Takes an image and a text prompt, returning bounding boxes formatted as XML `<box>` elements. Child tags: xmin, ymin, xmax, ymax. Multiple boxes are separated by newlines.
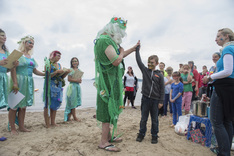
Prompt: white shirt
<box><xmin>125</xmin><ymin>74</ymin><xmax>135</xmax><ymax>87</ymax></box>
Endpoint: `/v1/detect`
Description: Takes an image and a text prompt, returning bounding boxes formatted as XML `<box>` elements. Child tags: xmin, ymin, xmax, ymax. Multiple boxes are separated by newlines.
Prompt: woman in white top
<box><xmin>123</xmin><ymin>66</ymin><xmax>137</xmax><ymax>109</ymax></box>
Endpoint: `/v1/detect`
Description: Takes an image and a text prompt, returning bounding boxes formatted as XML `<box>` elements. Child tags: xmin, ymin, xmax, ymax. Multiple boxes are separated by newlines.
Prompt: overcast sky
<box><xmin>1</xmin><ymin>0</ymin><xmax>234</xmax><ymax>79</ymax></box>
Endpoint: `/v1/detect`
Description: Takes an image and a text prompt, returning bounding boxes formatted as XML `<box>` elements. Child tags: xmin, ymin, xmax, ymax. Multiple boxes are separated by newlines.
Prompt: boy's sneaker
<box><xmin>136</xmin><ymin>133</ymin><xmax>144</xmax><ymax>142</ymax></box>
<box><xmin>151</xmin><ymin>136</ymin><xmax>158</xmax><ymax>144</ymax></box>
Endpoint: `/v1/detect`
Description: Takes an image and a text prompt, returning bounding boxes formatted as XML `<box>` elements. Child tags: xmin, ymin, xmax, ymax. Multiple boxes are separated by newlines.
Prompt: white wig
<box><xmin>96</xmin><ymin>22</ymin><xmax>127</xmax><ymax>45</ymax></box>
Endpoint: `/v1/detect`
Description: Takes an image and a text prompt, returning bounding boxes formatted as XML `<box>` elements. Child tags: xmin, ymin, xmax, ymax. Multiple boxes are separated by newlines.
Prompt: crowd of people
<box><xmin>94</xmin><ymin>18</ymin><xmax>234</xmax><ymax>155</ymax></box>
<box><xmin>1</xmin><ymin>18</ymin><xmax>234</xmax><ymax>155</ymax></box>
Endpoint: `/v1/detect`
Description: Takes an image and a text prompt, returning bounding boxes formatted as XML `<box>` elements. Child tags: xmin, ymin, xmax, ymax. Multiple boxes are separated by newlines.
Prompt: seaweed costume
<box><xmin>43</xmin><ymin>59</ymin><xmax>63</xmax><ymax>112</ymax></box>
<box><xmin>94</xmin><ymin>17</ymin><xmax>127</xmax><ymax>140</ymax></box>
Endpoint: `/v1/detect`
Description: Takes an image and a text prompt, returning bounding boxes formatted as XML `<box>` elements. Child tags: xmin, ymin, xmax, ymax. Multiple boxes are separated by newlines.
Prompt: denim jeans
<box><xmin>164</xmin><ymin>94</ymin><xmax>172</xmax><ymax>116</ymax></box>
<box><xmin>172</xmin><ymin>99</ymin><xmax>182</xmax><ymax>125</ymax></box>
<box><xmin>210</xmin><ymin>90</ymin><xmax>233</xmax><ymax>156</ymax></box>
<box><xmin>139</xmin><ymin>95</ymin><xmax>159</xmax><ymax>136</ymax></box>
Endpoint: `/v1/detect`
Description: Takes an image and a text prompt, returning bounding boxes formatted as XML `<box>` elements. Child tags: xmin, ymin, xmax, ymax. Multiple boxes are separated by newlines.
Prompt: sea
<box><xmin>0</xmin><ymin>77</ymin><xmax>142</xmax><ymax>114</ymax></box>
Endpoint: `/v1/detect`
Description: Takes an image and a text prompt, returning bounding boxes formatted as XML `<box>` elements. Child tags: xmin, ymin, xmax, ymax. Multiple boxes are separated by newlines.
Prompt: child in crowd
<box><xmin>199</xmin><ymin>65</ymin><xmax>209</xmax><ymax>98</ymax></box>
<box><xmin>135</xmin><ymin>46</ymin><xmax>164</xmax><ymax>144</ymax></box>
<box><xmin>170</xmin><ymin>71</ymin><xmax>183</xmax><ymax>127</ymax></box>
<box><xmin>64</xmin><ymin>57</ymin><xmax>82</xmax><ymax>121</ymax></box>
<box><xmin>181</xmin><ymin>64</ymin><xmax>193</xmax><ymax>115</ymax></box>
<box><xmin>164</xmin><ymin>67</ymin><xmax>174</xmax><ymax>117</ymax></box>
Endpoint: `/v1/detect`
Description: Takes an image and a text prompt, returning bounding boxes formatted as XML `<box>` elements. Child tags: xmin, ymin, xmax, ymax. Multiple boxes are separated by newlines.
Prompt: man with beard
<box><xmin>94</xmin><ymin>17</ymin><xmax>140</xmax><ymax>152</ymax></box>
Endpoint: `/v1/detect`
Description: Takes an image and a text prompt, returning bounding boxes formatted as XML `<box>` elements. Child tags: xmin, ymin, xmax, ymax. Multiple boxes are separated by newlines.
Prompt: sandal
<box><xmin>109</xmin><ymin>137</ymin><xmax>122</xmax><ymax>143</ymax></box>
<box><xmin>98</xmin><ymin>144</ymin><xmax>121</xmax><ymax>152</ymax></box>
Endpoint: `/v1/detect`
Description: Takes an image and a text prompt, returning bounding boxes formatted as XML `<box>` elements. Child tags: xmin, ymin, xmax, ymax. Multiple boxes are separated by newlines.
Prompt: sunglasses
<box><xmin>27</xmin><ymin>41</ymin><xmax>34</xmax><ymax>45</ymax></box>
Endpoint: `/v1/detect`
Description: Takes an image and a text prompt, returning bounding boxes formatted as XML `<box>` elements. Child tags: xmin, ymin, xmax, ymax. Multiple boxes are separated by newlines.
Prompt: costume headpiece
<box><xmin>110</xmin><ymin>17</ymin><xmax>127</xmax><ymax>29</ymax></box>
<box><xmin>17</xmin><ymin>35</ymin><xmax>34</xmax><ymax>44</ymax></box>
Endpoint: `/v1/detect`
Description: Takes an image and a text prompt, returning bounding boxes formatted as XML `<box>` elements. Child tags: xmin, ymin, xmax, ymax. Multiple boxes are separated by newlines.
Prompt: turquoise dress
<box><xmin>48</xmin><ymin>63</ymin><xmax>63</xmax><ymax>110</ymax></box>
<box><xmin>0</xmin><ymin>51</ymin><xmax>9</xmax><ymax>109</ymax></box>
<box><xmin>14</xmin><ymin>56</ymin><xmax>37</xmax><ymax>108</ymax></box>
<box><xmin>64</xmin><ymin>68</ymin><xmax>82</xmax><ymax>121</ymax></box>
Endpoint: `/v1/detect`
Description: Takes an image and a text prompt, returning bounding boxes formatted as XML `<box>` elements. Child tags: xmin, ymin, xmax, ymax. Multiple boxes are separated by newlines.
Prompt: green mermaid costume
<box><xmin>0</xmin><ymin>50</ymin><xmax>9</xmax><ymax>109</ymax></box>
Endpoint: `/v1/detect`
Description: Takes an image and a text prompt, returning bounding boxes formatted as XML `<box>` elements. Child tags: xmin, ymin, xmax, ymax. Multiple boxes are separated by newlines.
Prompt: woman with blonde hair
<box><xmin>10</xmin><ymin>35</ymin><xmax>44</xmax><ymax>135</ymax></box>
<box><xmin>203</xmin><ymin>28</ymin><xmax>234</xmax><ymax>155</ymax></box>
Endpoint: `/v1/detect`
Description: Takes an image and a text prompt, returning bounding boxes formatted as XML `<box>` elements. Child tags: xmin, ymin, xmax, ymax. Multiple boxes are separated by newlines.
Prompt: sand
<box><xmin>0</xmin><ymin>106</ymin><xmax>232</xmax><ymax>156</ymax></box>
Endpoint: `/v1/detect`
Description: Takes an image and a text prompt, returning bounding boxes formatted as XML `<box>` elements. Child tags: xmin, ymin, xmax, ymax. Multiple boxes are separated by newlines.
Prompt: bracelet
<box><xmin>12</xmin><ymin>86</ymin><xmax>19</xmax><ymax>91</ymax></box>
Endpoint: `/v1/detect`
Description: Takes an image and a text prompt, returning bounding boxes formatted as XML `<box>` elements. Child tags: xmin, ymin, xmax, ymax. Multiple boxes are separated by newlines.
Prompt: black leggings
<box><xmin>124</xmin><ymin>91</ymin><xmax>134</xmax><ymax>106</ymax></box>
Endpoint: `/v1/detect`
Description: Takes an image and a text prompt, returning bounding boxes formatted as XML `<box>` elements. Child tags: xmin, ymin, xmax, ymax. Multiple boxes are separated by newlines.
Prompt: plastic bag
<box><xmin>175</xmin><ymin>115</ymin><xmax>190</xmax><ymax>135</ymax></box>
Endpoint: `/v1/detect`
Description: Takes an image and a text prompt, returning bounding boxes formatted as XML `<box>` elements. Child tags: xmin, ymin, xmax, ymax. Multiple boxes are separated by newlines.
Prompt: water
<box><xmin>0</xmin><ymin>77</ymin><xmax>142</xmax><ymax>113</ymax></box>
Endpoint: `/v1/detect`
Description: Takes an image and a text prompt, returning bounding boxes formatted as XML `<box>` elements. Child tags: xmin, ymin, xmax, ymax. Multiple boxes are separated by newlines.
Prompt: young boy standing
<box><xmin>135</xmin><ymin>47</ymin><xmax>164</xmax><ymax>144</ymax></box>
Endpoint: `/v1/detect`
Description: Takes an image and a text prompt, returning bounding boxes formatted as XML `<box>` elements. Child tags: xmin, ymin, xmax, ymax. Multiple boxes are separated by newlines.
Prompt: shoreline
<box><xmin>0</xmin><ymin>106</ymin><xmax>227</xmax><ymax>156</ymax></box>
<box><xmin>0</xmin><ymin>106</ymin><xmax>97</xmax><ymax>114</ymax></box>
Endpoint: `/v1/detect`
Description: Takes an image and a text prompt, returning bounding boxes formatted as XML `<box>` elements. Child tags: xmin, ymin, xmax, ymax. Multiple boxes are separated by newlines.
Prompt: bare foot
<box><xmin>170</xmin><ymin>124</ymin><xmax>175</xmax><ymax>128</ymax></box>
<box><xmin>74</xmin><ymin>118</ymin><xmax>81</xmax><ymax>122</ymax></box>
<box><xmin>51</xmin><ymin>123</ymin><xmax>59</xmax><ymax>127</ymax></box>
<box><xmin>19</xmin><ymin>127</ymin><xmax>31</xmax><ymax>132</ymax></box>
<box><xmin>11</xmin><ymin>130</ymin><xmax>18</xmax><ymax>135</ymax></box>
<box><xmin>44</xmin><ymin>124</ymin><xmax>50</xmax><ymax>128</ymax></box>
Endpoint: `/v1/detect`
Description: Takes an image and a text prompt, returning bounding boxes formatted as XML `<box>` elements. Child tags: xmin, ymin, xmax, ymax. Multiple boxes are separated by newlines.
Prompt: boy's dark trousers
<box><xmin>139</xmin><ymin>95</ymin><xmax>159</xmax><ymax>136</ymax></box>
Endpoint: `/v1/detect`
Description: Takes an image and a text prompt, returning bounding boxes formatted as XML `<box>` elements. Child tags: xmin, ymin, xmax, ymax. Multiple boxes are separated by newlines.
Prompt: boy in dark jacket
<box><xmin>135</xmin><ymin>47</ymin><xmax>164</xmax><ymax>144</ymax></box>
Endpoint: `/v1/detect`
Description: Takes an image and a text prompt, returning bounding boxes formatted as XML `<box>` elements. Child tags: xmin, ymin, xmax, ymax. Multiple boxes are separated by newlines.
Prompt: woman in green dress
<box><xmin>64</xmin><ymin>57</ymin><xmax>82</xmax><ymax>122</ymax></box>
<box><xmin>0</xmin><ymin>29</ymin><xmax>10</xmax><ymax>141</ymax></box>
<box><xmin>10</xmin><ymin>36</ymin><xmax>45</xmax><ymax>135</ymax></box>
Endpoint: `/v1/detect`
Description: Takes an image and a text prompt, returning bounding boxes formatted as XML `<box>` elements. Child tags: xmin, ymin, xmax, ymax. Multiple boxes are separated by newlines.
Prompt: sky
<box><xmin>1</xmin><ymin>0</ymin><xmax>234</xmax><ymax>79</ymax></box>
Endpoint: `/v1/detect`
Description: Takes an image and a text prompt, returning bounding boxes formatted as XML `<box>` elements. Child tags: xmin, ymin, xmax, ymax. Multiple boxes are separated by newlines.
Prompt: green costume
<box><xmin>12</xmin><ymin>56</ymin><xmax>38</xmax><ymax>108</ymax></box>
<box><xmin>64</xmin><ymin>68</ymin><xmax>82</xmax><ymax>121</ymax></box>
<box><xmin>94</xmin><ymin>34</ymin><xmax>125</xmax><ymax>137</ymax></box>
<box><xmin>0</xmin><ymin>50</ymin><xmax>9</xmax><ymax>109</ymax></box>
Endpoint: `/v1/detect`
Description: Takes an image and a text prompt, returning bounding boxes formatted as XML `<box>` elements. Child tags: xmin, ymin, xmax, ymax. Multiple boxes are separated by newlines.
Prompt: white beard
<box><xmin>111</xmin><ymin>27</ymin><xmax>126</xmax><ymax>45</ymax></box>
<box><xmin>112</xmin><ymin>34</ymin><xmax>122</xmax><ymax>45</ymax></box>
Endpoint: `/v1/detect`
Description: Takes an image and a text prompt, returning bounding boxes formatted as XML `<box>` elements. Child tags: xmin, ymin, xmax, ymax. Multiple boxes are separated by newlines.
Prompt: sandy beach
<box><xmin>0</xmin><ymin>106</ymin><xmax>232</xmax><ymax>156</ymax></box>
